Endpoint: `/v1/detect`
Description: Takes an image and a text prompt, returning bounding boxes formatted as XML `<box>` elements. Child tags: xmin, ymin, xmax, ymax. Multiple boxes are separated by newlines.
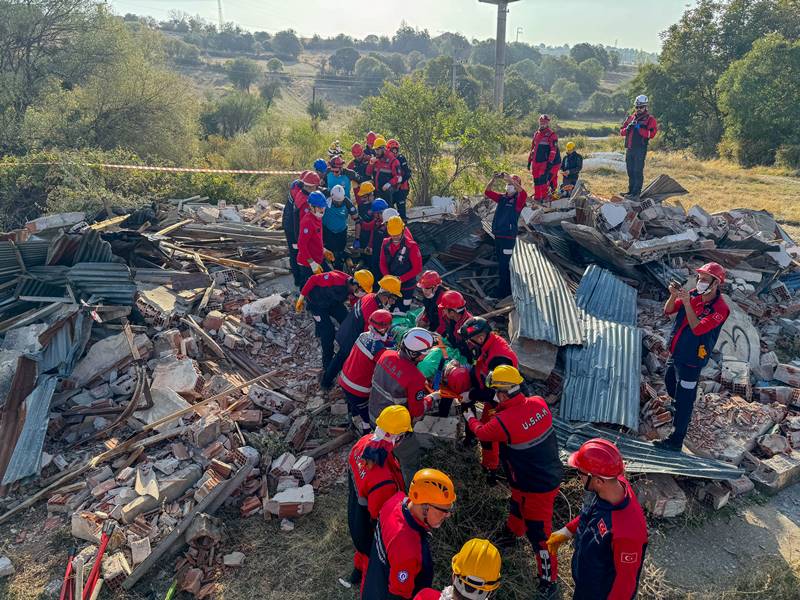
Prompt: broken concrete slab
<box><xmin>414</xmin><ymin>416</ymin><xmax>460</xmax><ymax>449</ymax></box>
<box><xmin>150</xmin><ymin>357</ymin><xmax>204</xmax><ymax>400</ymax></box>
<box><xmin>71</xmin><ymin>332</ymin><xmax>152</xmax><ymax>387</ymax></box>
<box><xmin>134</xmin><ymin>388</ymin><xmax>191</xmax><ymax>432</ymax></box>
<box><xmin>129</xmin><ymin>537</ymin><xmax>151</xmax><ymax>566</ymax></box>
<box><xmin>633</xmin><ymin>474</ymin><xmax>687</xmax><ymax>518</ymax></box>
<box><xmin>26</xmin><ymin>212</ymin><xmax>85</xmax><ymax>233</ymax></box>
<box><xmin>717</xmin><ymin>294</ymin><xmax>761</xmax><ymax>367</ymax></box>
<box><xmin>122</xmin><ymin>464</ymin><xmax>201</xmax><ymax>524</ymax></box>
<box><xmin>757</xmin><ymin>433</ymin><xmax>790</xmax><ymax>457</ymax></box>
<box><xmin>600</xmin><ymin>203</ymin><xmax>627</xmax><ymax>229</ymax></box>
<box><xmin>265</xmin><ymin>484</ymin><xmax>314</xmax><ymax>518</ymax></box>
<box><xmin>751</xmin><ymin>450</ymin><xmax>800</xmax><ymax>494</ymax></box>
<box><xmin>0</xmin><ymin>556</ymin><xmax>15</xmax><ymax>578</ymax></box>
<box><xmin>1</xmin><ymin>323</ymin><xmax>47</xmax><ymax>354</ymax></box>
<box><xmin>223</xmin><ymin>551</ymin><xmax>245</xmax><ymax>567</ymax></box>
<box><xmin>774</xmin><ymin>364</ymin><xmax>800</xmax><ymax>388</ymax></box>
<box><xmin>508</xmin><ymin>309</ymin><xmax>557</xmax><ymax>380</ymax></box>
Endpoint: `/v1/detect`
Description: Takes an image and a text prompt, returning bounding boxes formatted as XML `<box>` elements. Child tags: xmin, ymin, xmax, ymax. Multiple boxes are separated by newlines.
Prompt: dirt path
<box><xmin>649</xmin><ymin>485</ymin><xmax>800</xmax><ymax>592</ymax></box>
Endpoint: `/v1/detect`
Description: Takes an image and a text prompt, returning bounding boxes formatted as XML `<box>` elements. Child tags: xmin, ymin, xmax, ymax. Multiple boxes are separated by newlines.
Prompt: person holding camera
<box><xmin>655</xmin><ymin>263</ymin><xmax>729</xmax><ymax>452</ymax></box>
<box><xmin>620</xmin><ymin>95</ymin><xmax>658</xmax><ymax>199</ymax></box>
<box><xmin>484</xmin><ymin>172</ymin><xmax>527</xmax><ymax>299</ymax></box>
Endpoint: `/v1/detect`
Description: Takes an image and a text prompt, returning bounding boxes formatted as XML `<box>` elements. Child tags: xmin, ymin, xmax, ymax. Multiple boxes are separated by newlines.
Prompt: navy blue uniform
<box><xmin>485</xmin><ymin>187</ymin><xmax>528</xmax><ymax>298</ymax></box>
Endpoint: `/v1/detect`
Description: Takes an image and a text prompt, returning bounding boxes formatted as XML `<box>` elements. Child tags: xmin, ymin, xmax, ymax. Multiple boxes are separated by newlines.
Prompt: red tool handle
<box><xmin>83</xmin><ymin>525</ymin><xmax>113</xmax><ymax>600</ymax></box>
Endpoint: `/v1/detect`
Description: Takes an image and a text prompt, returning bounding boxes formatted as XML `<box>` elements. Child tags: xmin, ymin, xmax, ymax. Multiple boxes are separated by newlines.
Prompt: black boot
<box><xmin>538</xmin><ymin>580</ymin><xmax>560</xmax><ymax>599</ymax></box>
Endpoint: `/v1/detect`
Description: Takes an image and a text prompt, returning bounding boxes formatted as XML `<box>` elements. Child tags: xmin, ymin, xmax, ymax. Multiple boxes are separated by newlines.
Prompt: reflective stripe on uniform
<box><xmin>341</xmin><ymin>372</ymin><xmax>371</xmax><ymax>395</ymax></box>
<box><xmin>507</xmin><ymin>428</ymin><xmax>555</xmax><ymax>451</ymax></box>
<box><xmin>679</xmin><ymin>379</ymin><xmax>698</xmax><ymax>390</ymax></box>
<box><xmin>371</xmin><ymin>381</ymin><xmax>406</xmax><ymax>405</ymax></box>
<box><xmin>355</xmin><ymin>337</ymin><xmax>375</xmax><ymax>360</ymax></box>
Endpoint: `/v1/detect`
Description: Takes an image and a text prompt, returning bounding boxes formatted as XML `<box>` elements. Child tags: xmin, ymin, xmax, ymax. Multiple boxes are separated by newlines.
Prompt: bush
<box><xmin>776</xmin><ymin>145</ymin><xmax>800</xmax><ymax>171</ymax></box>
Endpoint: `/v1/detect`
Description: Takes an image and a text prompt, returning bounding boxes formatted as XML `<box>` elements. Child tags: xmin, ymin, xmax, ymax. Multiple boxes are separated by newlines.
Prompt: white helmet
<box><xmin>382</xmin><ymin>207</ymin><xmax>399</xmax><ymax>221</ymax></box>
<box><xmin>635</xmin><ymin>94</ymin><xmax>648</xmax><ymax>107</ymax></box>
<box><xmin>401</xmin><ymin>327</ymin><xmax>435</xmax><ymax>353</ymax></box>
<box><xmin>330</xmin><ymin>184</ymin><xmax>345</xmax><ymax>201</ymax></box>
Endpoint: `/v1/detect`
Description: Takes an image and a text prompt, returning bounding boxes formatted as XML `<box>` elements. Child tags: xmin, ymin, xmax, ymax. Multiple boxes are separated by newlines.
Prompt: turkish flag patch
<box><xmin>597</xmin><ymin>519</ymin><xmax>608</xmax><ymax>537</ymax></box>
<box><xmin>620</xmin><ymin>552</ymin><xmax>639</xmax><ymax>564</ymax></box>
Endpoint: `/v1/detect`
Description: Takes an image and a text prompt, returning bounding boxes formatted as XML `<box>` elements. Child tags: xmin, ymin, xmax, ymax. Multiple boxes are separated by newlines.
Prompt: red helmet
<box><xmin>369</xmin><ymin>309</ymin><xmax>393</xmax><ymax>332</ymax></box>
<box><xmin>511</xmin><ymin>174</ymin><xmax>521</xmax><ymax>185</ymax></box>
<box><xmin>351</xmin><ymin>143</ymin><xmax>364</xmax><ymax>158</ymax></box>
<box><xmin>539</xmin><ymin>114</ymin><xmax>550</xmax><ymax>123</ymax></box>
<box><xmin>438</xmin><ymin>290</ymin><xmax>466</xmax><ymax>311</ymax></box>
<box><xmin>387</xmin><ymin>138</ymin><xmax>400</xmax><ymax>151</ymax></box>
<box><xmin>567</xmin><ymin>438</ymin><xmax>624</xmax><ymax>479</ymax></box>
<box><xmin>696</xmin><ymin>262</ymin><xmax>725</xmax><ymax>284</ymax></box>
<box><xmin>366</xmin><ymin>131</ymin><xmax>377</xmax><ymax>146</ymax></box>
<box><xmin>418</xmin><ymin>270</ymin><xmax>442</xmax><ymax>289</ymax></box>
<box><xmin>330</xmin><ymin>156</ymin><xmax>344</xmax><ymax>168</ymax></box>
<box><xmin>300</xmin><ymin>171</ymin><xmax>321</xmax><ymax>186</ymax></box>
<box><xmin>445</xmin><ymin>366</ymin><xmax>472</xmax><ymax>395</ymax></box>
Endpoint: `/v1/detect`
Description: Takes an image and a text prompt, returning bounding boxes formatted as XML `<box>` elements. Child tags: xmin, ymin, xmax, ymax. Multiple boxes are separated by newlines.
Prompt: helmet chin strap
<box><xmin>583</xmin><ymin>473</ymin><xmax>593</xmax><ymax>492</ymax></box>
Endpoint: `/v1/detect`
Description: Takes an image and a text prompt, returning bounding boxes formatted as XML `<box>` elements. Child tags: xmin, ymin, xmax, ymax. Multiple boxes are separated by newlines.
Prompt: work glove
<box><xmin>397</xmin><ymin>177</ymin><xmax>403</xmax><ymax>184</ymax></box>
<box><xmin>309</xmin><ymin>260</ymin><xmax>323</xmax><ymax>275</ymax></box>
<box><xmin>352</xmin><ymin>239</ymin><xmax>360</xmax><ymax>249</ymax></box>
<box><xmin>546</xmin><ymin>527</ymin><xmax>573</xmax><ymax>555</ymax></box>
<box><xmin>423</xmin><ymin>392</ymin><xmax>439</xmax><ymax>412</ymax></box>
<box><xmin>291</xmin><ymin>243</ymin><xmax>298</xmax><ymax>250</ymax></box>
<box><xmin>323</xmin><ymin>249</ymin><xmax>335</xmax><ymax>262</ymax></box>
<box><xmin>295</xmin><ymin>296</ymin><xmax>305</xmax><ymax>313</ymax></box>
<box><xmin>463</xmin><ymin>408</ymin><xmax>476</xmax><ymax>423</ymax></box>
<box><xmin>382</xmin><ymin>183</ymin><xmax>391</xmax><ymax>191</ymax></box>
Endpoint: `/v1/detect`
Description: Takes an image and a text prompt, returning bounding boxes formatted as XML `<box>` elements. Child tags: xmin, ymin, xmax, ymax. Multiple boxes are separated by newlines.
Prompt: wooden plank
<box><xmin>155</xmin><ymin>219</ymin><xmax>193</xmax><ymax>237</ymax></box>
<box><xmin>181</xmin><ymin>316</ymin><xmax>225</xmax><ymax>359</ymax></box>
<box><xmin>88</xmin><ymin>214</ymin><xmax>130</xmax><ymax>231</ymax></box>
<box><xmin>306</xmin><ymin>431</ymin><xmax>354</xmax><ymax>459</ymax></box>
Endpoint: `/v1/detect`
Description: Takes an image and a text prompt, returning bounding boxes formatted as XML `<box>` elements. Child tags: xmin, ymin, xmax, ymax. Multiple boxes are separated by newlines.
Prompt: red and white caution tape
<box><xmin>0</xmin><ymin>161</ymin><xmax>300</xmax><ymax>176</ymax></box>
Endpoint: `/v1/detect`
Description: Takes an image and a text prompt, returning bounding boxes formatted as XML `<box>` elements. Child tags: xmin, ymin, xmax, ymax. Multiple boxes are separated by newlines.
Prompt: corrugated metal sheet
<box><xmin>554</xmin><ymin>419</ymin><xmax>743</xmax><ymax>480</ymax></box>
<box><xmin>1</xmin><ymin>375</ymin><xmax>57</xmax><ymax>485</ymax></box>
<box><xmin>510</xmin><ymin>238</ymin><xmax>583</xmax><ymax>346</ymax></box>
<box><xmin>74</xmin><ymin>229</ymin><xmax>116</xmax><ymax>263</ymax></box>
<box><xmin>640</xmin><ymin>174</ymin><xmax>688</xmax><ymax>201</ymax></box>
<box><xmin>562</xmin><ymin>310</ymin><xmax>641</xmax><ymax>430</ymax></box>
<box><xmin>407</xmin><ymin>213</ymin><xmax>484</xmax><ymax>257</ymax></box>
<box><xmin>576</xmin><ymin>265</ymin><xmax>637</xmax><ymax>326</ymax></box>
<box><xmin>39</xmin><ymin>309</ymin><xmax>93</xmax><ymax>375</ymax></box>
<box><xmin>68</xmin><ymin>262</ymin><xmax>136</xmax><ymax>305</ymax></box>
<box><xmin>643</xmin><ymin>260</ymin><xmax>686</xmax><ymax>290</ymax></box>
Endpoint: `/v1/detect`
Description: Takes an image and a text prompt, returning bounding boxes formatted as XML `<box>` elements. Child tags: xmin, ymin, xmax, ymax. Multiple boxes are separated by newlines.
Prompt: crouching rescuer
<box><xmin>413</xmin><ymin>538</ymin><xmax>502</xmax><ymax>600</ymax></box>
<box><xmin>463</xmin><ymin>365</ymin><xmax>562</xmax><ymax>597</ymax></box>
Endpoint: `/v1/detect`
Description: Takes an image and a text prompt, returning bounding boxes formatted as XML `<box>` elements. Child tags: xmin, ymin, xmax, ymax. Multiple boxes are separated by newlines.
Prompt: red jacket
<box><xmin>467</xmin><ymin>392</ymin><xmax>562</xmax><ymax>493</ymax></box>
<box><xmin>300</xmin><ymin>270</ymin><xmax>350</xmax><ymax>310</ymax></box>
<box><xmin>348</xmin><ymin>434</ymin><xmax>405</xmax><ymax>520</ymax></box>
<box><xmin>339</xmin><ymin>331</ymin><xmax>394</xmax><ymax>398</ymax></box>
<box><xmin>368</xmin><ymin>350</ymin><xmax>428</xmax><ymax>422</ymax></box>
<box><xmin>413</xmin><ymin>590</ymin><xmax>442</xmax><ymax>600</ymax></box>
<box><xmin>368</xmin><ymin>155</ymin><xmax>402</xmax><ymax>189</ymax></box>
<box><xmin>380</xmin><ymin>229</ymin><xmax>422</xmax><ymax>291</ymax></box>
<box><xmin>296</xmin><ymin>211</ymin><xmax>324</xmax><ymax>267</ymax></box>
<box><xmin>362</xmin><ymin>492</ymin><xmax>433</xmax><ymax>599</ymax></box>
<box><xmin>474</xmin><ymin>333</ymin><xmax>518</xmax><ymax>389</ymax></box>
<box><xmin>620</xmin><ymin>112</ymin><xmax>658</xmax><ymax>149</ymax></box>
<box><xmin>529</xmin><ymin>128</ymin><xmax>559</xmax><ymax>165</ymax></box>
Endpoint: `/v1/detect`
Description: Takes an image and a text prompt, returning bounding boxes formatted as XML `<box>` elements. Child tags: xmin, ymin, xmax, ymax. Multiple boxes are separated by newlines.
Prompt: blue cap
<box><xmin>308</xmin><ymin>191</ymin><xmax>328</xmax><ymax>208</ymax></box>
<box><xmin>371</xmin><ymin>199</ymin><xmax>389</xmax><ymax>212</ymax></box>
<box><xmin>313</xmin><ymin>158</ymin><xmax>328</xmax><ymax>173</ymax></box>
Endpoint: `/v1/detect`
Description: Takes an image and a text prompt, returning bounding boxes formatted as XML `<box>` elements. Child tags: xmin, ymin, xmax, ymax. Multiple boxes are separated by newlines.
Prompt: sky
<box><xmin>108</xmin><ymin>0</ymin><xmax>696</xmax><ymax>53</ymax></box>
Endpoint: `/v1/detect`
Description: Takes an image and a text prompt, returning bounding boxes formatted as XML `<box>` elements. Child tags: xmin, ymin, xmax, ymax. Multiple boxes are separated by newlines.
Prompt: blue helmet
<box><xmin>313</xmin><ymin>158</ymin><xmax>328</xmax><ymax>173</ymax></box>
<box><xmin>308</xmin><ymin>191</ymin><xmax>328</xmax><ymax>208</ymax></box>
<box><xmin>371</xmin><ymin>199</ymin><xmax>389</xmax><ymax>213</ymax></box>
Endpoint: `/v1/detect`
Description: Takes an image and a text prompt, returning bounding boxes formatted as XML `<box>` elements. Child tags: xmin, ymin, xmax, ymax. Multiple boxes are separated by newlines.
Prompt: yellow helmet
<box><xmin>373</xmin><ymin>136</ymin><xmax>387</xmax><ymax>149</ymax></box>
<box><xmin>375</xmin><ymin>405</ymin><xmax>413</xmax><ymax>435</ymax></box>
<box><xmin>378</xmin><ymin>275</ymin><xmax>402</xmax><ymax>297</ymax></box>
<box><xmin>566</xmin><ymin>141</ymin><xmax>576</xmax><ymax>152</ymax></box>
<box><xmin>486</xmin><ymin>365</ymin><xmax>523</xmax><ymax>390</ymax></box>
<box><xmin>452</xmin><ymin>539</ymin><xmax>502</xmax><ymax>596</ymax></box>
<box><xmin>358</xmin><ymin>181</ymin><xmax>375</xmax><ymax>195</ymax></box>
<box><xmin>353</xmin><ymin>269</ymin><xmax>374</xmax><ymax>294</ymax></box>
<box><xmin>409</xmin><ymin>468</ymin><xmax>456</xmax><ymax>505</ymax></box>
<box><xmin>386</xmin><ymin>216</ymin><xmax>405</xmax><ymax>236</ymax></box>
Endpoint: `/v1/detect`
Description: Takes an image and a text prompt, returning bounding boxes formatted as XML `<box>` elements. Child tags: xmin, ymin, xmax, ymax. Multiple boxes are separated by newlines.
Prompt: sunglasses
<box><xmin>429</xmin><ymin>504</ymin><xmax>454</xmax><ymax>515</ymax></box>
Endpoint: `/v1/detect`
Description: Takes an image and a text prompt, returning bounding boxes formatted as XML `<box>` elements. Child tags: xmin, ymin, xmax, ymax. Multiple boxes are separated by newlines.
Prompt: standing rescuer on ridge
<box><xmin>620</xmin><ymin>95</ymin><xmax>658</xmax><ymax>199</ymax></box>
<box><xmin>655</xmin><ymin>262</ymin><xmax>729</xmax><ymax>452</ymax></box>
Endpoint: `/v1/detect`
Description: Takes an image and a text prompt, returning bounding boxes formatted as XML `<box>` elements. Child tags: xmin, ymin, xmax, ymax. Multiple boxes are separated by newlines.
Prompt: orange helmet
<box><xmin>409</xmin><ymin>469</ymin><xmax>456</xmax><ymax>505</ymax></box>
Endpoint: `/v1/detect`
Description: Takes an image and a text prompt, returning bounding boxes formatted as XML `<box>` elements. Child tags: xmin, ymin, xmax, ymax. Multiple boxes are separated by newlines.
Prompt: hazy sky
<box><xmin>109</xmin><ymin>0</ymin><xmax>695</xmax><ymax>52</ymax></box>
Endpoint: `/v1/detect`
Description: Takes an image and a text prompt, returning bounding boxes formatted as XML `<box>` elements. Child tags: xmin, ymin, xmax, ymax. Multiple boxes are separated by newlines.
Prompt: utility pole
<box><xmin>479</xmin><ymin>0</ymin><xmax>521</xmax><ymax>112</ymax></box>
<box><xmin>516</xmin><ymin>27</ymin><xmax>523</xmax><ymax>43</ymax></box>
<box><xmin>217</xmin><ymin>0</ymin><xmax>224</xmax><ymax>29</ymax></box>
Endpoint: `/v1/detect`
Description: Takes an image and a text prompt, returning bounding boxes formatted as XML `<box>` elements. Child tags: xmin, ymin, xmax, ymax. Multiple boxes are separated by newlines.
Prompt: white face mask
<box><xmin>696</xmin><ymin>281</ymin><xmax>711</xmax><ymax>294</ymax></box>
<box><xmin>373</xmin><ymin>426</ymin><xmax>400</xmax><ymax>445</ymax></box>
<box><xmin>422</xmin><ymin>288</ymin><xmax>435</xmax><ymax>299</ymax></box>
<box><xmin>354</xmin><ymin>289</ymin><xmax>366</xmax><ymax>298</ymax></box>
<box><xmin>371</xmin><ymin>326</ymin><xmax>389</xmax><ymax>341</ymax></box>
<box><xmin>505</xmin><ymin>184</ymin><xmax>516</xmax><ymax>195</ymax></box>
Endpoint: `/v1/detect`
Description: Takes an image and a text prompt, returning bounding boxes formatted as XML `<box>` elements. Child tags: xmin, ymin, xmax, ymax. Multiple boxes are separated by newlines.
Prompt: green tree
<box><xmin>226</xmin><ymin>58</ymin><xmax>262</xmax><ymax>90</ymax></box>
<box><xmin>329</xmin><ymin>47</ymin><xmax>360</xmax><ymax>74</ymax></box>
<box><xmin>360</xmin><ymin>78</ymin><xmax>506</xmax><ymax>203</ymax></box>
<box><xmin>392</xmin><ymin>23</ymin><xmax>433</xmax><ymax>55</ymax></box>
<box><xmin>538</xmin><ymin>55</ymin><xmax>579</xmax><ymax>90</ymax></box>
<box><xmin>354</xmin><ymin>56</ymin><xmax>393</xmax><ymax>94</ymax></box>
<box><xmin>272</xmin><ymin>29</ymin><xmax>303</xmax><ymax>60</ymax></box>
<box><xmin>570</xmin><ymin>43</ymin><xmax>596</xmax><ymax>64</ymax></box>
<box><xmin>609</xmin><ymin>50</ymin><xmax>620</xmax><ymax>70</ymax></box>
<box><xmin>718</xmin><ymin>33</ymin><xmax>800</xmax><ymax>166</ymax></box>
<box><xmin>504</xmin><ymin>74</ymin><xmax>542</xmax><ymax>118</ymax></box>
<box><xmin>266</xmin><ymin>58</ymin><xmax>284</xmax><ymax>73</ymax></box>
<box><xmin>306</xmin><ymin>99</ymin><xmax>329</xmax><ymax>131</ymax></box>
<box><xmin>407</xmin><ymin>50</ymin><xmax>426</xmax><ymax>71</ymax></box>
<box><xmin>467</xmin><ymin>64</ymin><xmax>494</xmax><ymax>91</ymax></box>
<box><xmin>551</xmin><ymin>78</ymin><xmax>583</xmax><ymax>111</ymax></box>
<box><xmin>575</xmin><ymin>57</ymin><xmax>604</xmax><ymax>95</ymax></box>
<box><xmin>586</xmin><ymin>91</ymin><xmax>613</xmax><ymax>115</ymax></box>
<box><xmin>508</xmin><ymin>58</ymin><xmax>541</xmax><ymax>83</ymax></box>
<box><xmin>200</xmin><ymin>93</ymin><xmax>265</xmax><ymax>138</ymax></box>
<box><xmin>259</xmin><ymin>78</ymin><xmax>282</xmax><ymax>110</ymax></box>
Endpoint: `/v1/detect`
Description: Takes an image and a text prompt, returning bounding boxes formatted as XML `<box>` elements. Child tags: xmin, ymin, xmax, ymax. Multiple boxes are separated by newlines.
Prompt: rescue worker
<box><xmin>527</xmin><ymin>114</ymin><xmax>559</xmax><ymax>202</ymax></box>
<box><xmin>369</xmin><ymin>206</ymin><xmax>395</xmax><ymax>282</ymax></box>
<box><xmin>464</xmin><ymin>366</ymin><xmax>563</xmax><ymax>597</ymax></box>
<box><xmin>354</xmin><ymin>185</ymin><xmax>380</xmax><ymax>259</ymax></box>
<box><xmin>369</xmin><ymin>136</ymin><xmax>402</xmax><ymax>206</ymax></box>
<box><xmin>296</xmin><ymin>191</ymin><xmax>334</xmax><ymax>286</ymax></box>
<box><xmin>547</xmin><ymin>439</ymin><xmax>648</xmax><ymax>600</ymax></box>
<box><xmin>322</xmin><ymin>184</ymin><xmax>357</xmax><ymax>270</ymax></box>
<box><xmin>327</xmin><ymin>155</ymin><xmax>352</xmax><ymax>199</ymax></box>
<box><xmin>296</xmin><ymin>269</ymin><xmax>373</xmax><ymax>375</ymax></box>
<box><xmin>321</xmin><ymin>275</ymin><xmax>403</xmax><ymax>389</ymax></box>
<box><xmin>436</xmin><ymin>290</ymin><xmax>472</xmax><ymax>356</ymax></box>
<box><xmin>365</xmin><ymin>131</ymin><xmax>379</xmax><ymax>157</ymax></box>
<box><xmin>484</xmin><ymin>172</ymin><xmax>527</xmax><ymax>299</ymax></box>
<box><xmin>345</xmin><ymin>405</ymin><xmax>412</xmax><ymax>590</ymax></box>
<box><xmin>362</xmin><ymin>468</ymin><xmax>456</xmax><ymax>600</ymax></box>
<box><xmin>459</xmin><ymin>317</ymin><xmax>518</xmax><ymax>482</ymax></box>
<box><xmin>387</xmin><ymin>139</ymin><xmax>412</xmax><ymax>220</ymax></box>
<box><xmin>560</xmin><ymin>141</ymin><xmax>583</xmax><ymax>193</ymax></box>
<box><xmin>380</xmin><ymin>216</ymin><xmax>423</xmax><ymax>314</ymax></box>
<box><xmin>415</xmin><ymin>270</ymin><xmax>446</xmax><ymax>332</ymax></box>
<box><xmin>413</xmin><ymin>538</ymin><xmax>502</xmax><ymax>600</ymax></box>
<box><xmin>620</xmin><ymin>95</ymin><xmax>658</xmax><ymax>199</ymax></box>
<box><xmin>348</xmin><ymin>143</ymin><xmax>372</xmax><ymax>185</ymax></box>
<box><xmin>339</xmin><ymin>309</ymin><xmax>395</xmax><ymax>431</ymax></box>
<box><xmin>282</xmin><ymin>170</ymin><xmax>320</xmax><ymax>287</ymax></box>
<box><xmin>313</xmin><ymin>157</ymin><xmax>329</xmax><ymax>193</ymax></box>
<box><xmin>369</xmin><ymin>327</ymin><xmax>435</xmax><ymax>486</ymax></box>
<box><xmin>655</xmin><ymin>262</ymin><xmax>729</xmax><ymax>452</ymax></box>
